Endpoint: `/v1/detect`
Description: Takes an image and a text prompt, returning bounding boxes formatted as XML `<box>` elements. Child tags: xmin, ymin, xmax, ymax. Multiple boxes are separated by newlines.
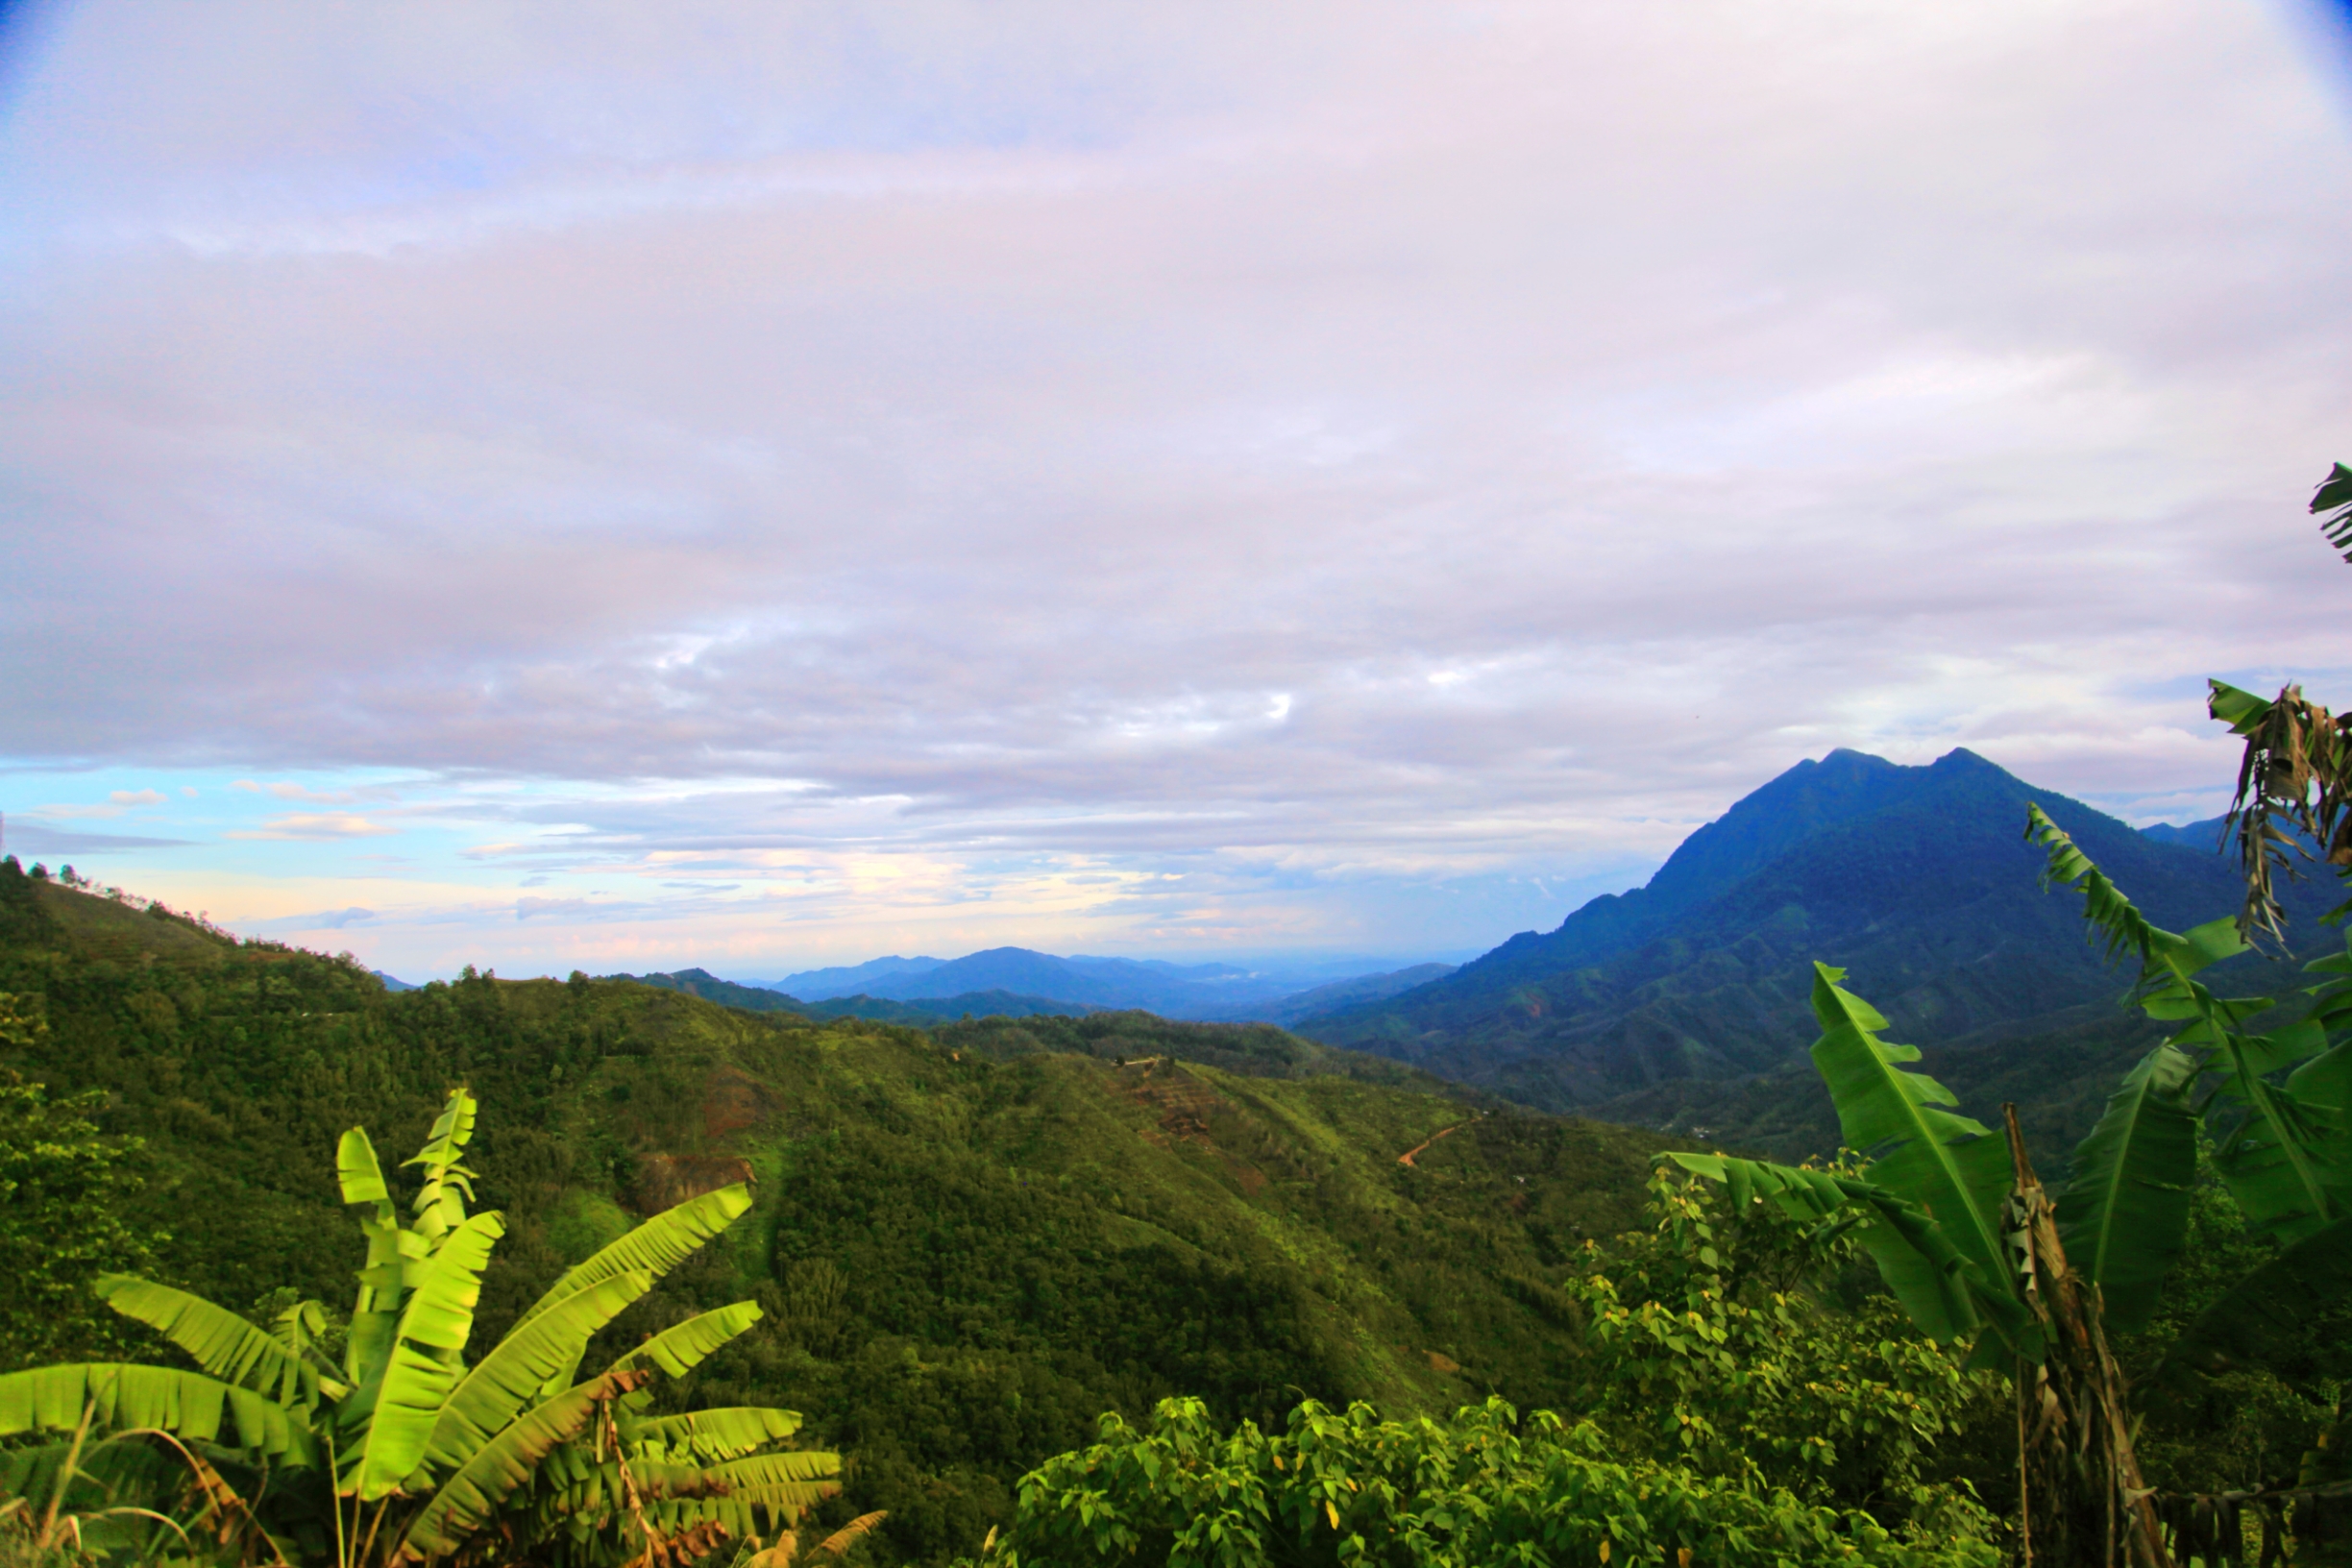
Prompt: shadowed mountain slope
<box><xmin>1299</xmin><ymin>748</ymin><xmax>2334</xmax><ymax>1111</ymax></box>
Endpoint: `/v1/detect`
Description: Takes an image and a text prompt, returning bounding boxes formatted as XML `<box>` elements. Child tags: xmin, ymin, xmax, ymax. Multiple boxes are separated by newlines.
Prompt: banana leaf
<box><xmin>94</xmin><ymin>1275</ymin><xmax>328</xmax><ymax>1408</ymax></box>
<box><xmin>1674</xmin><ymin>1152</ymin><xmax>2029</xmax><ymax>1353</ymax></box>
<box><xmin>2028</xmin><ymin>810</ymin><xmax>2349</xmax><ymax>1244</ymax></box>
<box><xmin>2156</xmin><ymin>1212</ymin><xmax>2352</xmax><ymax>1384</ymax></box>
<box><xmin>348</xmin><ymin>1211</ymin><xmax>504</xmax><ymax>1499</ymax></box>
<box><xmin>1804</xmin><ymin>964</ymin><xmax>2013</xmax><ymax>1293</ymax></box>
<box><xmin>631</xmin><ymin>1407</ymin><xmax>804</xmax><ymax>1461</ymax></box>
<box><xmin>419</xmin><ymin>1270</ymin><xmax>651</xmax><ymax>1477</ymax></box>
<box><xmin>0</xmin><ymin>1364</ymin><xmax>314</xmax><ymax>1465</ymax></box>
<box><xmin>337</xmin><ymin>1126</ymin><xmax>391</xmax><ymax>1209</ymax></box>
<box><xmin>391</xmin><ymin>1369</ymin><xmax>650</xmax><ymax>1563</ymax></box>
<box><xmin>513</xmin><ymin>1183</ymin><xmax>752</xmax><ymax>1330</ymax></box>
<box><xmin>403</xmin><ymin>1090</ymin><xmax>478</xmax><ymax>1247</ymax></box>
<box><xmin>2210</xmin><ymin>1066</ymin><xmax>2349</xmax><ymax>1246</ymax></box>
<box><xmin>703</xmin><ymin>1449</ymin><xmax>842</xmax><ymax>1489</ymax></box>
<box><xmin>2053</xmin><ymin>1043</ymin><xmax>2199</xmax><ymax>1334</ymax></box>
<box><xmin>607</xmin><ymin>1301</ymin><xmax>763</xmax><ymax>1380</ymax></box>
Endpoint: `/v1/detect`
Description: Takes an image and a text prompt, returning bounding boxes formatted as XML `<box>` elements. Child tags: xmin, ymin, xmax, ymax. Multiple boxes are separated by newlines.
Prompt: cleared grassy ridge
<box><xmin>0</xmin><ymin>866</ymin><xmax>1671</xmax><ymax>1564</ymax></box>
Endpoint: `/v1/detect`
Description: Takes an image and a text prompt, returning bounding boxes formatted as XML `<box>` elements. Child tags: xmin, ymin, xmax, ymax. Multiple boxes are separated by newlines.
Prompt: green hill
<box><xmin>0</xmin><ymin>861</ymin><xmax>1671</xmax><ymax>1565</ymax></box>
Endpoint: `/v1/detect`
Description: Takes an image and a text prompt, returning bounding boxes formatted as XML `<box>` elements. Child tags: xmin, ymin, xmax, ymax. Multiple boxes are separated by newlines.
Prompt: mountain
<box><xmin>818</xmin><ymin>944</ymin><xmax>1400</xmax><ymax>1018</ymax></box>
<box><xmin>1192</xmin><ymin>964</ymin><xmax>1459</xmax><ymax>1027</ymax></box>
<box><xmin>761</xmin><ymin>953</ymin><xmax>944</xmax><ymax>997</ymax></box>
<box><xmin>608</xmin><ymin>968</ymin><xmax>1103</xmax><ymax>1025</ymax></box>
<box><xmin>2139</xmin><ymin>815</ymin><xmax>2226</xmax><ymax>848</ymax></box>
<box><xmin>0</xmin><ymin>861</ymin><xmax>1671</xmax><ymax>1565</ymax></box>
<box><xmin>370</xmin><ymin>968</ymin><xmax>418</xmax><ymax>992</ymax></box>
<box><xmin>1298</xmin><ymin>748</ymin><xmax>2337</xmax><ymax>1111</ymax></box>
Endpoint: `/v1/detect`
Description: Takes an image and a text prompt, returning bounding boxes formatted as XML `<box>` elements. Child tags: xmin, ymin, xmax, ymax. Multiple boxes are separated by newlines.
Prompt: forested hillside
<box><xmin>0</xmin><ymin>862</ymin><xmax>1670</xmax><ymax>1564</ymax></box>
<box><xmin>1302</xmin><ymin>747</ymin><xmax>2335</xmax><ymax>1113</ymax></box>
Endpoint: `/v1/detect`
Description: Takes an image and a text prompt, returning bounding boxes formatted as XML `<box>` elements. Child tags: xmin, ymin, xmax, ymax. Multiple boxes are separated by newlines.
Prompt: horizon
<box><xmin>1</xmin><ymin>740</ymin><xmax>2236</xmax><ymax>985</ymax></box>
<box><xmin>4</xmin><ymin>1</ymin><xmax>2348</xmax><ymax>979</ymax></box>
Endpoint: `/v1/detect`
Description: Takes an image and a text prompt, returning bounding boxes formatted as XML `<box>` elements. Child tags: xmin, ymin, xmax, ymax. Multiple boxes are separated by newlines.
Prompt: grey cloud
<box><xmin>1</xmin><ymin>823</ymin><xmax>193</xmax><ymax>856</ymax></box>
<box><xmin>1</xmin><ymin>0</ymin><xmax>2346</xmax><ymax>901</ymax></box>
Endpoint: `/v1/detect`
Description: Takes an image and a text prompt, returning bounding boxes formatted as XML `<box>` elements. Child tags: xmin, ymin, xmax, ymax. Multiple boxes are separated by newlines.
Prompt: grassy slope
<box><xmin>0</xmin><ymin>868</ymin><xmax>1667</xmax><ymax>1564</ymax></box>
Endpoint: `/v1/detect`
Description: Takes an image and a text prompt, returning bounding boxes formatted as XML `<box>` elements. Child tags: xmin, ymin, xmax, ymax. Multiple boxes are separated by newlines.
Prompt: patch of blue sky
<box><xmin>0</xmin><ymin>760</ymin><xmax>544</xmax><ymax>890</ymax></box>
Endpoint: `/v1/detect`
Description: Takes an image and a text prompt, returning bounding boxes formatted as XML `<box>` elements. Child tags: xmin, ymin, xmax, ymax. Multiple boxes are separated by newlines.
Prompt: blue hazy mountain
<box><xmin>2139</xmin><ymin>816</ymin><xmax>2227</xmax><ymax>848</ymax></box>
<box><xmin>843</xmin><ymin>947</ymin><xmax>1290</xmax><ymax>1013</ymax></box>
<box><xmin>1296</xmin><ymin>748</ymin><xmax>2338</xmax><ymax>1110</ymax></box>
<box><xmin>759</xmin><ymin>954</ymin><xmax>944</xmax><ymax>998</ymax></box>
<box><xmin>607</xmin><ymin>968</ymin><xmax>1097</xmax><ymax>1024</ymax></box>
<box><xmin>723</xmin><ymin>948</ymin><xmax>1444</xmax><ymax>1022</ymax></box>
<box><xmin>1189</xmin><ymin>964</ymin><xmax>1459</xmax><ymax>1027</ymax></box>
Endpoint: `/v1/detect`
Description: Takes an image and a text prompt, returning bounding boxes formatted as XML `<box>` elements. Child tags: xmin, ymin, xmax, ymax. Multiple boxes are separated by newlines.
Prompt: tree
<box><xmin>1563</xmin><ymin>1164</ymin><xmax>1993</xmax><ymax>1532</ymax></box>
<box><xmin>0</xmin><ymin>1089</ymin><xmax>842</xmax><ymax>1567</ymax></box>
<box><xmin>0</xmin><ymin>993</ymin><xmax>161</xmax><ymax>1371</ymax></box>
<box><xmin>959</xmin><ymin>1163</ymin><xmax>2000</xmax><ymax>1568</ymax></box>
<box><xmin>969</xmin><ymin>1392</ymin><xmax>1997</xmax><ymax>1568</ymax></box>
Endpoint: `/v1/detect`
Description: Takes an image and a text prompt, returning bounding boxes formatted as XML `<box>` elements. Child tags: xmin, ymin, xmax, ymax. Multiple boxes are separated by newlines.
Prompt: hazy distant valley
<box><xmin>603</xmin><ymin>948</ymin><xmax>1461</xmax><ymax>1029</ymax></box>
<box><xmin>594</xmin><ymin>744</ymin><xmax>2315</xmax><ymax>1162</ymax></box>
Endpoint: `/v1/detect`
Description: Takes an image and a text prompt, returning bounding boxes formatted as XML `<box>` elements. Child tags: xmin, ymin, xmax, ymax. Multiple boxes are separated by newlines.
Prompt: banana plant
<box><xmin>1680</xmin><ymin>808</ymin><xmax>2352</xmax><ymax>1359</ymax></box>
<box><xmin>1677</xmin><ymin>808</ymin><xmax>2352</xmax><ymax>1567</ymax></box>
<box><xmin>0</xmin><ymin>1089</ymin><xmax>841</xmax><ymax>1566</ymax></box>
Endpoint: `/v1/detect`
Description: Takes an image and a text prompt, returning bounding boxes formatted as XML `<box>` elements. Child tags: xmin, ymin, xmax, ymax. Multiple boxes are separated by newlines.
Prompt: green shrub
<box><xmin>973</xmin><ymin>1394</ymin><xmax>1997</xmax><ymax>1568</ymax></box>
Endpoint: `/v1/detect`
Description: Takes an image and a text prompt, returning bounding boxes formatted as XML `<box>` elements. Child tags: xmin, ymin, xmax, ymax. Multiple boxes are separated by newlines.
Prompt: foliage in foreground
<box><xmin>970</xmin><ymin>1395</ymin><xmax>1996</xmax><ymax>1568</ymax></box>
<box><xmin>0</xmin><ymin>1089</ymin><xmax>841</xmax><ymax>1566</ymax></box>
<box><xmin>1677</xmin><ymin>793</ymin><xmax>2352</xmax><ymax>1566</ymax></box>
<box><xmin>0</xmin><ymin>856</ymin><xmax>1692</xmax><ymax>1562</ymax></box>
<box><xmin>962</xmin><ymin>1164</ymin><xmax>1998</xmax><ymax>1568</ymax></box>
<box><xmin>1563</xmin><ymin>1167</ymin><xmax>1991</xmax><ymax>1529</ymax></box>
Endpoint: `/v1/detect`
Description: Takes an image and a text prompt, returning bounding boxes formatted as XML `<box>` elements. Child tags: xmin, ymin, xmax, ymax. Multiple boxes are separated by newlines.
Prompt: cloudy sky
<box><xmin>2</xmin><ymin>1</ymin><xmax>2348</xmax><ymax>982</ymax></box>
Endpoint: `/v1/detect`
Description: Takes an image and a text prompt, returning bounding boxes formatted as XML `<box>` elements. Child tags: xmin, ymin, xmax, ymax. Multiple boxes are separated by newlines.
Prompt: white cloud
<box><xmin>225</xmin><ymin>814</ymin><xmax>399</xmax><ymax>842</ymax></box>
<box><xmin>1</xmin><ymin>0</ymin><xmax>2346</xmax><ymax>965</ymax></box>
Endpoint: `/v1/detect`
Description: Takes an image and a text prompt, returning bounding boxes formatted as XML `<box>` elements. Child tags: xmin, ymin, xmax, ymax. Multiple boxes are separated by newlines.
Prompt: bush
<box><xmin>971</xmin><ymin>1394</ymin><xmax>1998</xmax><ymax>1568</ymax></box>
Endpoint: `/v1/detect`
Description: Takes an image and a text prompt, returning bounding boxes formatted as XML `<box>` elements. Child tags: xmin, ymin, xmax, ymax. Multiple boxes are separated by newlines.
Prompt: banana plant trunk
<box><xmin>2003</xmin><ymin>1105</ymin><xmax>2173</xmax><ymax>1568</ymax></box>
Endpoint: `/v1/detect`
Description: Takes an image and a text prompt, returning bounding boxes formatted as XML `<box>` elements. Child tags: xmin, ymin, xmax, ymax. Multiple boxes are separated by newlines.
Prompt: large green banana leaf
<box><xmin>391</xmin><ymin>1369</ymin><xmax>650</xmax><ymax>1564</ymax></box>
<box><xmin>348</xmin><ymin>1211</ymin><xmax>504</xmax><ymax>1499</ymax></box>
<box><xmin>514</xmin><ymin>1183</ymin><xmax>752</xmax><ymax>1330</ymax></box>
<box><xmin>94</xmin><ymin>1275</ymin><xmax>328</xmax><ymax>1407</ymax></box>
<box><xmin>338</xmin><ymin>1126</ymin><xmax>392</xmax><ymax>1209</ymax></box>
<box><xmin>1803</xmin><ymin>965</ymin><xmax>2013</xmax><ymax>1292</ymax></box>
<box><xmin>418</xmin><ymin>1270</ymin><xmax>652</xmax><ymax>1477</ymax></box>
<box><xmin>2028</xmin><ymin>808</ymin><xmax>2348</xmax><ymax>1247</ymax></box>
<box><xmin>2156</xmin><ymin>1213</ymin><xmax>2352</xmax><ymax>1384</ymax></box>
<box><xmin>634</xmin><ymin>1407</ymin><xmax>803</xmax><ymax>1461</ymax></box>
<box><xmin>1674</xmin><ymin>1152</ymin><xmax>2025</xmax><ymax>1350</ymax></box>
<box><xmin>2052</xmin><ymin>1043</ymin><xmax>2200</xmax><ymax>1334</ymax></box>
<box><xmin>606</xmin><ymin>1301</ymin><xmax>763</xmax><ymax>1380</ymax></box>
<box><xmin>0</xmin><ymin>1364</ymin><xmax>314</xmax><ymax>1465</ymax></box>
<box><xmin>2288</xmin><ymin>1038</ymin><xmax>2352</xmax><ymax>1123</ymax></box>
<box><xmin>340</xmin><ymin>1126</ymin><xmax>406</xmax><ymax>1389</ymax></box>
<box><xmin>403</xmin><ymin>1090</ymin><xmax>478</xmax><ymax>1247</ymax></box>
<box><xmin>2210</xmin><ymin>1071</ymin><xmax>2348</xmax><ymax>1246</ymax></box>
<box><xmin>702</xmin><ymin>1449</ymin><xmax>842</xmax><ymax>1489</ymax></box>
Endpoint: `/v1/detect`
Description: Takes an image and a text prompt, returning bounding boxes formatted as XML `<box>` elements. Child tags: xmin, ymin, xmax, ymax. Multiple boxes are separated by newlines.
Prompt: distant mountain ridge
<box><xmin>746</xmin><ymin>947</ymin><xmax>1450</xmax><ymax>1021</ymax></box>
<box><xmin>603</xmin><ymin>968</ymin><xmax>1102</xmax><ymax>1025</ymax></box>
<box><xmin>757</xmin><ymin>954</ymin><xmax>945</xmax><ymax>996</ymax></box>
<box><xmin>1296</xmin><ymin>748</ymin><xmax>2336</xmax><ymax>1111</ymax></box>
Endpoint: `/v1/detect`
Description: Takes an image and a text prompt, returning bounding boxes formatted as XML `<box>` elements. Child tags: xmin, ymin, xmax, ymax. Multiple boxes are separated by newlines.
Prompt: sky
<box><xmin>2</xmin><ymin>1</ymin><xmax>2349</xmax><ymax>983</ymax></box>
